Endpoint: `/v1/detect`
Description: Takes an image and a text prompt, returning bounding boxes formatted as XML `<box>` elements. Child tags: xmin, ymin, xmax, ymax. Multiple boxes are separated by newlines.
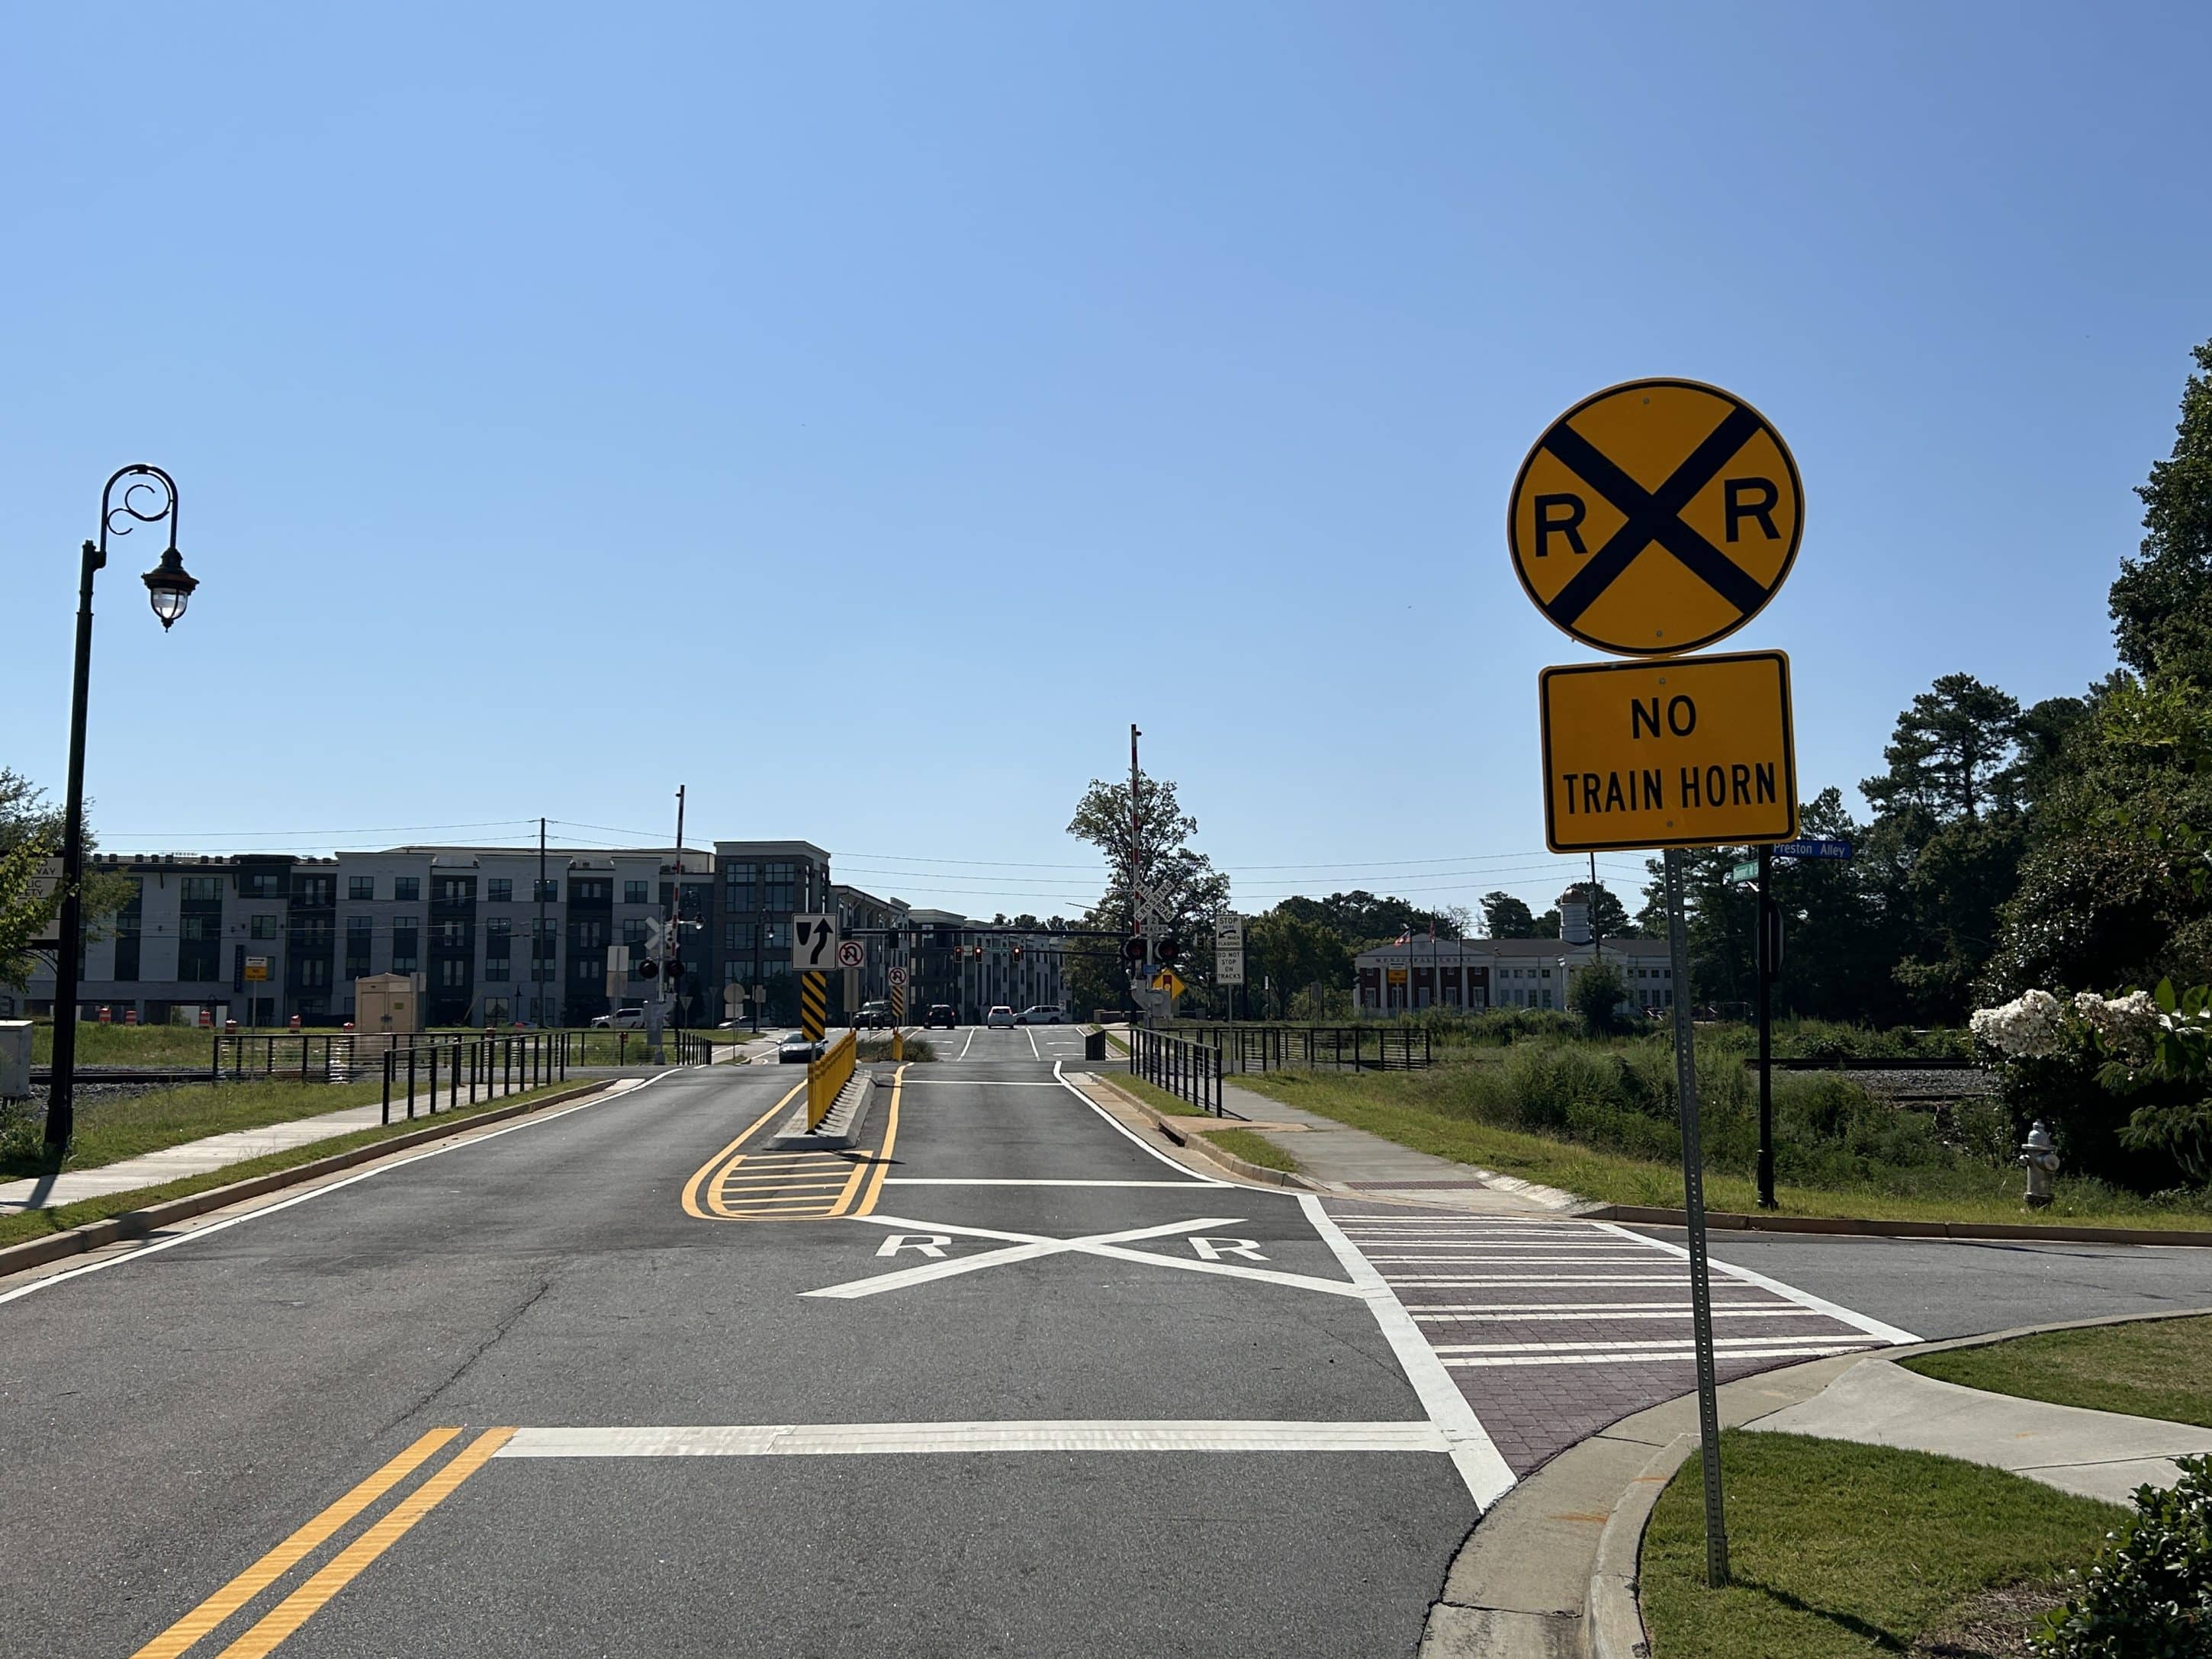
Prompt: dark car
<box><xmin>777</xmin><ymin>1034</ymin><xmax>826</xmax><ymax>1064</ymax></box>
<box><xmin>922</xmin><ymin>1003</ymin><xmax>957</xmax><ymax>1029</ymax></box>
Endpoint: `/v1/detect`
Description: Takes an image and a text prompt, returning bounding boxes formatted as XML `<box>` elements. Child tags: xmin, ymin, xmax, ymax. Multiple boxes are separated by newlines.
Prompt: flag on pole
<box><xmin>1392</xmin><ymin>928</ymin><xmax>1411</xmax><ymax>947</ymax></box>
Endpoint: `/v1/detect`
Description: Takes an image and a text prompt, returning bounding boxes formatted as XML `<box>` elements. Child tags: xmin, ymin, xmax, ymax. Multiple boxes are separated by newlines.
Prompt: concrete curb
<box><xmin>1577</xmin><ymin>1304</ymin><xmax>2212</xmax><ymax>1659</ymax></box>
<box><xmin>0</xmin><ymin>1076</ymin><xmax>615</xmax><ymax>1281</ymax></box>
<box><xmin>1084</xmin><ymin>1075</ymin><xmax>1313</xmax><ymax>1190</ymax></box>
<box><xmin>770</xmin><ymin>1072</ymin><xmax>876</xmax><ymax>1150</ymax></box>
<box><xmin>1582</xmin><ymin>1202</ymin><xmax>2212</xmax><ymax>1249</ymax></box>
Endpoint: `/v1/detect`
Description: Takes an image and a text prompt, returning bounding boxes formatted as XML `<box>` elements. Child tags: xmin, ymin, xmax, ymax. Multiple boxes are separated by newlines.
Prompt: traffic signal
<box><xmin>1122</xmin><ymin>937</ymin><xmax>1148</xmax><ymax>963</ymax></box>
<box><xmin>971</xmin><ymin>942</ymin><xmax>984</xmax><ymax>959</ymax></box>
<box><xmin>1156</xmin><ymin>934</ymin><xmax>1182</xmax><ymax>966</ymax></box>
<box><xmin>1011</xmin><ymin>944</ymin><xmax>1023</xmax><ymax>961</ymax></box>
<box><xmin>667</xmin><ymin>953</ymin><xmax>683</xmax><ymax>982</ymax></box>
<box><xmin>637</xmin><ymin>959</ymin><xmax>660</xmax><ymax>979</ymax></box>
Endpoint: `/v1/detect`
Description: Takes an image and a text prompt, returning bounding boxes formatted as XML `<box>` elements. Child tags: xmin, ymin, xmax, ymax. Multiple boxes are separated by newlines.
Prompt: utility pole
<box><xmin>1129</xmin><ymin>723</ymin><xmax>1146</xmax><ymax>1027</ymax></box>
<box><xmin>537</xmin><ymin>818</ymin><xmax>548</xmax><ymax>1029</ymax></box>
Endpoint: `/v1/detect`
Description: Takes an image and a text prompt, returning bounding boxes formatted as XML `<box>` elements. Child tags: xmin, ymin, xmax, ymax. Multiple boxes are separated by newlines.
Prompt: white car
<box><xmin>1014</xmin><ymin>1005</ymin><xmax>1066</xmax><ymax>1025</ymax></box>
<box><xmin>590</xmin><ymin>1007</ymin><xmax>647</xmax><ymax>1029</ymax></box>
<box><xmin>985</xmin><ymin>1005</ymin><xmax>1016</xmax><ymax>1029</ymax></box>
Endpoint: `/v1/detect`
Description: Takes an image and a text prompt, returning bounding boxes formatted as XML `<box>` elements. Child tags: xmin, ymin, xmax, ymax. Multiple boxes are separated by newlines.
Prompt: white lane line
<box><xmin>897</xmin><ymin>1081</ymin><xmax>1063</xmax><ymax>1088</ymax></box>
<box><xmin>1299</xmin><ymin>1194</ymin><xmax>1515</xmax><ymax>1511</ymax></box>
<box><xmin>883</xmin><ymin>1178</ymin><xmax>1228</xmax><ymax>1188</ymax></box>
<box><xmin>807</xmin><ymin>1212</ymin><xmax>1368</xmax><ymax>1301</ymax></box>
<box><xmin>1025</xmin><ymin>1027</ymin><xmax>1041</xmax><ymax>1060</ymax></box>
<box><xmin>1052</xmin><ymin>1061</ymin><xmax>1227</xmax><ymax>1183</ymax></box>
<box><xmin>1362</xmin><ymin>1254</ymin><xmax>1659</xmax><ymax>1263</ymax></box>
<box><xmin>1384</xmin><ymin>1276</ymin><xmax>1700</xmax><ymax>1287</ymax></box>
<box><xmin>1413</xmin><ymin>1307</ymin><xmax>1847</xmax><ymax>1323</ymax></box>
<box><xmin>0</xmin><ymin>1071</ymin><xmax>680</xmax><ymax>1307</ymax></box>
<box><xmin>1589</xmin><ymin>1221</ymin><xmax>1922</xmax><ymax>1346</ymax></box>
<box><xmin>1446</xmin><ymin>1346</ymin><xmax>1871</xmax><ymax>1369</ymax></box>
<box><xmin>1432</xmin><ymin>1333</ymin><xmax>1882</xmax><ymax>1354</ymax></box>
<box><xmin>958</xmin><ymin>1028</ymin><xmax>976</xmax><ymax>1060</ymax></box>
<box><xmin>497</xmin><ymin>1419</ymin><xmax>1450</xmax><ymax>1458</ymax></box>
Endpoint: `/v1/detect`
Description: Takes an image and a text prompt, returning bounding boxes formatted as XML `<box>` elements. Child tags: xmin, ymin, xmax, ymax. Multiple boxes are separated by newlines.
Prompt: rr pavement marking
<box><xmin>494</xmin><ymin>1420</ymin><xmax>1450</xmax><ymax>1457</ymax></box>
<box><xmin>803</xmin><ymin>1213</ymin><xmax>1369</xmax><ymax>1301</ymax></box>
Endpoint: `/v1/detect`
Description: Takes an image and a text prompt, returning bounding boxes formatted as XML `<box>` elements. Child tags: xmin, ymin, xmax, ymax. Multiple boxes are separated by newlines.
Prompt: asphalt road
<box><xmin>4</xmin><ymin>1027</ymin><xmax>2204</xmax><ymax>1657</ymax></box>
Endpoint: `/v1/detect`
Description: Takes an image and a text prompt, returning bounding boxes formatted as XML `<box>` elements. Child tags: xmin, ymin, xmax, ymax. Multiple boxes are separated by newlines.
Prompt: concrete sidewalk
<box><xmin>0</xmin><ymin>1035</ymin><xmax>773</xmax><ymax>1215</ymax></box>
<box><xmin>1746</xmin><ymin>1354</ymin><xmax>2212</xmax><ymax>1504</ymax></box>
<box><xmin>1217</xmin><ymin>1079</ymin><xmax>1583</xmax><ymax>1214</ymax></box>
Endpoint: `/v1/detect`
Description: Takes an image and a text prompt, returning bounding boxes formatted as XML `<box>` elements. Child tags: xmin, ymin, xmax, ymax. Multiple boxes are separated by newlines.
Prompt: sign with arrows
<box><xmin>835</xmin><ymin>940</ymin><xmax>866</xmax><ymax>969</ymax></box>
<box><xmin>793</xmin><ymin>915</ymin><xmax>839</xmax><ymax>973</ymax></box>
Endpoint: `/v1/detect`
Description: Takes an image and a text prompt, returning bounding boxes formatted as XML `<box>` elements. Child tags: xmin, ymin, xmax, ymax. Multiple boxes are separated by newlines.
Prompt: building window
<box><xmin>574</xmin><ymin>956</ymin><xmax>605</xmax><ymax>983</ymax></box>
<box><xmin>440</xmin><ymin>960</ymin><xmax>468</xmax><ymax>988</ymax></box>
<box><xmin>242</xmin><ymin>872</ymin><xmax>280</xmax><ymax>899</ymax></box>
<box><xmin>296</xmin><ymin>875</ymin><xmax>334</xmax><ymax>906</ymax></box>
<box><xmin>393</xmin><ymin>876</ymin><xmax>420</xmax><ymax>902</ymax></box>
<box><xmin>487</xmin><ymin>879</ymin><xmax>513</xmax><ymax>903</ymax></box>
<box><xmin>298</xmin><ymin>960</ymin><xmax>330</xmax><ymax>988</ymax></box>
<box><xmin>765</xmin><ymin>921</ymin><xmax>790</xmax><ymax>952</ymax></box>
<box><xmin>487</xmin><ymin>918</ymin><xmax>513</xmax><ymax>940</ymax></box>
<box><xmin>623</xmin><ymin>918</ymin><xmax>648</xmax><ymax>947</ymax></box>
<box><xmin>485</xmin><ymin>955</ymin><xmax>512</xmax><ymax>981</ymax></box>
<box><xmin>391</xmin><ymin>927</ymin><xmax>419</xmax><ymax>973</ymax></box>
<box><xmin>764</xmin><ymin>862</ymin><xmax>797</xmax><ymax>912</ymax></box>
<box><xmin>176</xmin><ymin>875</ymin><xmax>222</xmax><ymax>902</ymax></box>
<box><xmin>723</xmin><ymin>861</ymin><xmax>757</xmax><ymax>912</ymax></box>
<box><xmin>725</xmin><ymin>921</ymin><xmax>758</xmax><ymax>953</ymax></box>
<box><xmin>533</xmin><ymin>878</ymin><xmax>558</xmax><ymax>902</ymax></box>
<box><xmin>571</xmin><ymin>878</ymin><xmax>611</xmax><ymax>904</ymax></box>
<box><xmin>439</xmin><ymin>877</ymin><xmax>474</xmax><ymax>902</ymax></box>
<box><xmin>349</xmin><ymin>876</ymin><xmax>375</xmax><ymax>901</ymax></box>
<box><xmin>250</xmin><ymin>914</ymin><xmax>280</xmax><ymax>941</ymax></box>
<box><xmin>436</xmin><ymin>921</ymin><xmax>467</xmax><ymax>946</ymax></box>
<box><xmin>625</xmin><ymin>880</ymin><xmax>648</xmax><ymax>905</ymax></box>
<box><xmin>570</xmin><ymin>920</ymin><xmax>606</xmax><ymax>949</ymax></box>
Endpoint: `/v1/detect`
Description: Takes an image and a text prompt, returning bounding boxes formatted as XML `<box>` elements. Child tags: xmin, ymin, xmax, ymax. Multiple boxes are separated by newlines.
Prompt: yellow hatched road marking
<box><xmin>212</xmin><ymin>1429</ymin><xmax>514</xmax><ymax>1658</ymax></box>
<box><xmin>680</xmin><ymin>1082</ymin><xmax>806</xmax><ymax>1218</ymax></box>
<box><xmin>130</xmin><ymin>1429</ymin><xmax>461</xmax><ymax>1658</ymax></box>
<box><xmin>682</xmin><ymin>1066</ymin><xmax>901</xmax><ymax>1221</ymax></box>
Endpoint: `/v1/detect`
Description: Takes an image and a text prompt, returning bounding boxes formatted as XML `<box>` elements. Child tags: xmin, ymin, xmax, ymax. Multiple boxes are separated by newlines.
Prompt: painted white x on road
<box><xmin>803</xmin><ymin>1213</ymin><xmax>1371</xmax><ymax>1301</ymax></box>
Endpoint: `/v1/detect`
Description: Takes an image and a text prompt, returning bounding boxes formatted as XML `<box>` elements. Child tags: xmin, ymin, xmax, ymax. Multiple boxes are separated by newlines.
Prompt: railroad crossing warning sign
<box><xmin>835</xmin><ymin>940</ymin><xmax>866</xmax><ymax>969</ymax></box>
<box><xmin>793</xmin><ymin>915</ymin><xmax>839</xmax><ymax>973</ymax></box>
<box><xmin>1150</xmin><ymin>968</ymin><xmax>1186</xmax><ymax>1000</ymax></box>
<box><xmin>1509</xmin><ymin>379</ymin><xmax>1802</xmax><ymax>657</ymax></box>
<box><xmin>1539</xmin><ymin>650</ymin><xmax>1799</xmax><ymax>853</ymax></box>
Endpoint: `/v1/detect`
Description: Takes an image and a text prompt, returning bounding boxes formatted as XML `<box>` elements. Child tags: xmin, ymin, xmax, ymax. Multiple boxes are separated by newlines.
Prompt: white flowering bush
<box><xmin>1970</xmin><ymin>989</ymin><xmax>2070</xmax><ymax>1059</ymax></box>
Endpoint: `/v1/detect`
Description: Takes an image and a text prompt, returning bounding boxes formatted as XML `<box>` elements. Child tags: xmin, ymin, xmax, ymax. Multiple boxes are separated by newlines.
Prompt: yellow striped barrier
<box><xmin>806</xmin><ymin>1029</ymin><xmax>857</xmax><ymax>1130</ymax></box>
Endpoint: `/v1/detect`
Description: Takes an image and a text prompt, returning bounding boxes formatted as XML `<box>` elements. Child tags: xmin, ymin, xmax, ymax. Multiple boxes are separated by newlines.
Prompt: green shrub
<box><xmin>2036</xmin><ymin>1453</ymin><xmax>2212</xmax><ymax>1656</ymax></box>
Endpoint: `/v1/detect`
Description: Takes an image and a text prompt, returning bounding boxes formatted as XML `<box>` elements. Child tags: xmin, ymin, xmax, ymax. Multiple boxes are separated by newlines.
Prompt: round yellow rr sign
<box><xmin>1507</xmin><ymin>378</ymin><xmax>1803</xmax><ymax>657</ymax></box>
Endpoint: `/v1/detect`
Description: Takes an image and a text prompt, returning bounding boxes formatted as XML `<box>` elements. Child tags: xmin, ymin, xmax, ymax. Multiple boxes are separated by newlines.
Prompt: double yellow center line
<box><xmin>131</xmin><ymin>1427</ymin><xmax>512</xmax><ymax>1658</ymax></box>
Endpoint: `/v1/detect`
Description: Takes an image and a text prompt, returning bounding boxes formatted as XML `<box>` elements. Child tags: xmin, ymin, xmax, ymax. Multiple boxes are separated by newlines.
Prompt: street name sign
<box><xmin>1539</xmin><ymin>650</ymin><xmax>1799</xmax><ymax>853</ymax></box>
<box><xmin>792</xmin><ymin>915</ymin><xmax>839</xmax><ymax>972</ymax></box>
<box><xmin>1774</xmin><ymin>838</ymin><xmax>1852</xmax><ymax>860</ymax></box>
<box><xmin>1509</xmin><ymin>379</ymin><xmax>1803</xmax><ymax>657</ymax></box>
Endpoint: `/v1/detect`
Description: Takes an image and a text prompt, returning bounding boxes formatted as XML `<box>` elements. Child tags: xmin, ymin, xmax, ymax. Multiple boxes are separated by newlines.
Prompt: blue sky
<box><xmin>4</xmin><ymin>2</ymin><xmax>2206</xmax><ymax>922</ymax></box>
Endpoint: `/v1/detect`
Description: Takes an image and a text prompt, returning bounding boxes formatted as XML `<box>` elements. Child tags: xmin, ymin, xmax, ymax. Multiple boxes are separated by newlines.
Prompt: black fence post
<box><xmin>382</xmin><ymin>1048</ymin><xmax>393</xmax><ymax>1125</ymax></box>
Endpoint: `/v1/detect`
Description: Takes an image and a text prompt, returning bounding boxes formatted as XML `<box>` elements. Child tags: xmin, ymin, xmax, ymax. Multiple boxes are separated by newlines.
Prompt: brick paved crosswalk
<box><xmin>1324</xmin><ymin>1204</ymin><xmax>1919</xmax><ymax>1475</ymax></box>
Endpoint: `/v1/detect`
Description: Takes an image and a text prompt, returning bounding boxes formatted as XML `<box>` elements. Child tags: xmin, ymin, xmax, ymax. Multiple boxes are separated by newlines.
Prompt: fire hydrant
<box><xmin>2020</xmin><ymin>1120</ymin><xmax>2060</xmax><ymax>1209</ymax></box>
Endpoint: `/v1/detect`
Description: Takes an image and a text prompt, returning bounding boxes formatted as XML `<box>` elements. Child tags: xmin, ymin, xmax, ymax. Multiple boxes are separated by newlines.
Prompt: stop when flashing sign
<box><xmin>1508</xmin><ymin>379</ymin><xmax>1803</xmax><ymax>657</ymax></box>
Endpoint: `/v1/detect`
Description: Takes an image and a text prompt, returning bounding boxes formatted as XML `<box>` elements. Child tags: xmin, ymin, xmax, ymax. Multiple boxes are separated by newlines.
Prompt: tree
<box><xmin>1275</xmin><ymin>891</ymin><xmax>1463</xmax><ymax>949</ymax></box>
<box><xmin>1571</xmin><ymin>961</ymin><xmax>1629</xmax><ymax>1036</ymax></box>
<box><xmin>2110</xmin><ymin>338</ymin><xmax>2212</xmax><ymax>681</ymax></box>
<box><xmin>1481</xmin><ymin>892</ymin><xmax>1538</xmax><ymax>938</ymax></box>
<box><xmin>1860</xmin><ymin>673</ymin><xmax>2027</xmax><ymax>823</ymax></box>
<box><xmin>1246</xmin><ymin>908</ymin><xmax>1354</xmax><ymax>1014</ymax></box>
<box><xmin>1066</xmin><ymin>769</ymin><xmax>1230</xmax><ymax>1002</ymax></box>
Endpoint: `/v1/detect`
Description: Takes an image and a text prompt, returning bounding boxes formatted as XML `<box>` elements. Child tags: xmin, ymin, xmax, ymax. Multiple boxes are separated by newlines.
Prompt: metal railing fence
<box><xmin>1128</xmin><ymin>1027</ymin><xmax>1230</xmax><ymax>1117</ymax></box>
<box><xmin>1172</xmin><ymin>1023</ymin><xmax>1431</xmax><ymax>1073</ymax></box>
<box><xmin>378</xmin><ymin>1027</ymin><xmax>710</xmax><ymax>1124</ymax></box>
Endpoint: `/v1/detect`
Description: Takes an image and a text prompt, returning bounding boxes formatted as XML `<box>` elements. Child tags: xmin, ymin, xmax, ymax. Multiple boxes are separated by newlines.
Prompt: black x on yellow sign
<box><xmin>1508</xmin><ymin>379</ymin><xmax>1803</xmax><ymax>657</ymax></box>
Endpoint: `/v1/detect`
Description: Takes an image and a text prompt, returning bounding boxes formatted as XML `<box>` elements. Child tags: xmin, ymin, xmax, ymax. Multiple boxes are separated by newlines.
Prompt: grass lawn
<box><xmin>0</xmin><ymin>1077</ymin><xmax>589</xmax><ymax>1252</ymax></box>
<box><xmin>1227</xmin><ymin>1068</ymin><xmax>2212</xmax><ymax>1229</ymax></box>
<box><xmin>1641</xmin><ymin>1432</ymin><xmax>2124</xmax><ymax>1659</ymax></box>
<box><xmin>0</xmin><ymin>1077</ymin><xmax>401</xmax><ymax>1179</ymax></box>
<box><xmin>1109</xmin><ymin>1073</ymin><xmax>1303</xmax><ymax>1174</ymax></box>
<box><xmin>1905</xmin><ymin>1315</ymin><xmax>2212</xmax><ymax>1429</ymax></box>
<box><xmin>858</xmin><ymin>1037</ymin><xmax>937</xmax><ymax>1062</ymax></box>
<box><xmin>30</xmin><ymin>1022</ymin><xmax>219</xmax><ymax>1067</ymax></box>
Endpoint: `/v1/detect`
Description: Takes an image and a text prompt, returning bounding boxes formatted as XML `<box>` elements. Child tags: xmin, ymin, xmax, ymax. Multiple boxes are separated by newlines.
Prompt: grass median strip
<box><xmin>1109</xmin><ymin>1074</ymin><xmax>1302</xmax><ymax>1175</ymax></box>
<box><xmin>3</xmin><ymin>1078</ymin><xmax>401</xmax><ymax>1179</ymax></box>
<box><xmin>1903</xmin><ymin>1314</ymin><xmax>2212</xmax><ymax>1429</ymax></box>
<box><xmin>0</xmin><ymin>1079</ymin><xmax>590</xmax><ymax>1252</ymax></box>
<box><xmin>1640</xmin><ymin>1431</ymin><xmax>2124</xmax><ymax>1659</ymax></box>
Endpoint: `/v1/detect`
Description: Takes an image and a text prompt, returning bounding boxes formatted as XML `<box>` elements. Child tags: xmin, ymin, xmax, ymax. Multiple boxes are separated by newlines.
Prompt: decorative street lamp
<box><xmin>45</xmin><ymin>465</ymin><xmax>198</xmax><ymax>1158</ymax></box>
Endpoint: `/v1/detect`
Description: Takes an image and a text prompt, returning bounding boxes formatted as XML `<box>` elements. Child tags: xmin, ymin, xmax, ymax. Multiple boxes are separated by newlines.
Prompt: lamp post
<box><xmin>45</xmin><ymin>465</ymin><xmax>198</xmax><ymax>1159</ymax></box>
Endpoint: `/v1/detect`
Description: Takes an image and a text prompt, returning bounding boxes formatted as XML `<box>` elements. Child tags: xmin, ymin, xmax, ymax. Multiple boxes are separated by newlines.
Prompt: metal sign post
<box><xmin>1664</xmin><ymin>846</ymin><xmax>1729</xmax><ymax>1587</ymax></box>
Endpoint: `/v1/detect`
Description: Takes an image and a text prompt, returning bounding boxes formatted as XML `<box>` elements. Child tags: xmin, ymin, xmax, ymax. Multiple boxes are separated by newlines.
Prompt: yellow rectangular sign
<box><xmin>1539</xmin><ymin>650</ymin><xmax>1798</xmax><ymax>852</ymax></box>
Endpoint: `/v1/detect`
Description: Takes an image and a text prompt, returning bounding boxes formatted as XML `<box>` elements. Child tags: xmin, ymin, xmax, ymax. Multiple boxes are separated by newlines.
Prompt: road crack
<box><xmin>381</xmin><ymin>1273</ymin><xmax>555</xmax><ymax>1432</ymax></box>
